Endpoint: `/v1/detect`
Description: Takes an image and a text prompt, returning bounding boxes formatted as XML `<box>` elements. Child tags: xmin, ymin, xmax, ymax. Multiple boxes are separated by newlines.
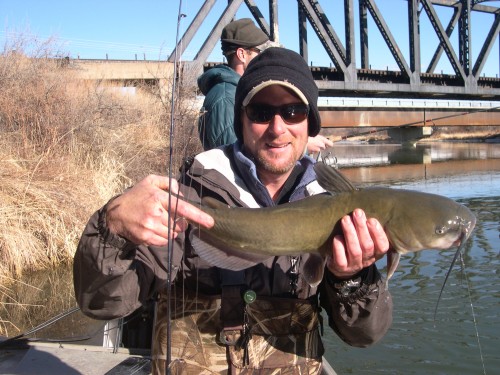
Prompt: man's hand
<box><xmin>106</xmin><ymin>175</ymin><xmax>214</xmax><ymax>246</ymax></box>
<box><xmin>307</xmin><ymin>134</ymin><xmax>334</xmax><ymax>153</ymax></box>
<box><xmin>327</xmin><ymin>208</ymin><xmax>390</xmax><ymax>279</ymax></box>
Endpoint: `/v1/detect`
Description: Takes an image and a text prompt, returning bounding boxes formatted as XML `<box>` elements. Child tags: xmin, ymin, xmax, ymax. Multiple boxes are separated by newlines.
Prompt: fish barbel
<box><xmin>189</xmin><ymin>163</ymin><xmax>476</xmax><ymax>287</ymax></box>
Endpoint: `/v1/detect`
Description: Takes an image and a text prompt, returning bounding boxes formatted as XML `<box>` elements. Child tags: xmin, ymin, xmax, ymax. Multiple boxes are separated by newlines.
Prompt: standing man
<box><xmin>197</xmin><ymin>18</ymin><xmax>269</xmax><ymax>150</ymax></box>
<box><xmin>74</xmin><ymin>48</ymin><xmax>393</xmax><ymax>374</ymax></box>
<box><xmin>198</xmin><ymin>18</ymin><xmax>333</xmax><ymax>153</ymax></box>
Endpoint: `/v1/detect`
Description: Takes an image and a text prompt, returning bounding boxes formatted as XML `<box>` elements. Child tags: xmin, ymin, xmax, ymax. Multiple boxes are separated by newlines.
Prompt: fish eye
<box><xmin>435</xmin><ymin>226</ymin><xmax>446</xmax><ymax>235</ymax></box>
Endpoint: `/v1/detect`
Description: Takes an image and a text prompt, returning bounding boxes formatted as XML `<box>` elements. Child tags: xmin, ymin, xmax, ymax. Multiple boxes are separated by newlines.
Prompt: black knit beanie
<box><xmin>234</xmin><ymin>47</ymin><xmax>320</xmax><ymax>141</ymax></box>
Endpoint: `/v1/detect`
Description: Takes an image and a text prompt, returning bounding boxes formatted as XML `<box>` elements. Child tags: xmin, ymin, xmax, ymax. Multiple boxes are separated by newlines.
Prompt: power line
<box><xmin>0</xmin><ymin>30</ymin><xmax>198</xmax><ymax>60</ymax></box>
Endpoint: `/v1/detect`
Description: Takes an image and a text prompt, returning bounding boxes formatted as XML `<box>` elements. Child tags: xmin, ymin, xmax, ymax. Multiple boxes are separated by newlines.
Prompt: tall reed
<box><xmin>0</xmin><ymin>36</ymin><xmax>201</xmax><ymax>284</ymax></box>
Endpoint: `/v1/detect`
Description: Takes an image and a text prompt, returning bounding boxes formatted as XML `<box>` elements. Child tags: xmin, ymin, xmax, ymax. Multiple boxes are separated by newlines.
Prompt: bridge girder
<box><xmin>170</xmin><ymin>0</ymin><xmax>500</xmax><ymax>100</ymax></box>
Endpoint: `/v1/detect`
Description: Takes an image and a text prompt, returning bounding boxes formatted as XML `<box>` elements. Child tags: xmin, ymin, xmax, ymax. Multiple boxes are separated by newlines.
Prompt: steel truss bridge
<box><xmin>169</xmin><ymin>0</ymin><xmax>500</xmax><ymax>100</ymax></box>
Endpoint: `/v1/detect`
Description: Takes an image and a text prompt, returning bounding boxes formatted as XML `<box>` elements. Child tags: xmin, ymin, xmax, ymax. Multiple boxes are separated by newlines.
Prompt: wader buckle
<box><xmin>219</xmin><ymin>327</ymin><xmax>242</xmax><ymax>346</ymax></box>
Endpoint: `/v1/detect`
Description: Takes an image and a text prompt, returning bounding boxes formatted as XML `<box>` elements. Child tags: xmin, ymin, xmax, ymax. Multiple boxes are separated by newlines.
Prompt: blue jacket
<box><xmin>197</xmin><ymin>65</ymin><xmax>240</xmax><ymax>150</ymax></box>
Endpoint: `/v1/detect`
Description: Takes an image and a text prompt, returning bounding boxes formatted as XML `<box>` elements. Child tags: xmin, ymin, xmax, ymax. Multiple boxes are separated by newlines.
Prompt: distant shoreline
<box><xmin>323</xmin><ymin>125</ymin><xmax>500</xmax><ymax>143</ymax></box>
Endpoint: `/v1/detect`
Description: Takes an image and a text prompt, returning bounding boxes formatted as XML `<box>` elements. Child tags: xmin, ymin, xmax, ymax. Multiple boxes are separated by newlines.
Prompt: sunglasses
<box><xmin>244</xmin><ymin>103</ymin><xmax>309</xmax><ymax>124</ymax></box>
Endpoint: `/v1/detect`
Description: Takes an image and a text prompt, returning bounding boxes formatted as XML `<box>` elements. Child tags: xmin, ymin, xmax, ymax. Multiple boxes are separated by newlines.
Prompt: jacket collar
<box><xmin>231</xmin><ymin>142</ymin><xmax>318</xmax><ymax>206</ymax></box>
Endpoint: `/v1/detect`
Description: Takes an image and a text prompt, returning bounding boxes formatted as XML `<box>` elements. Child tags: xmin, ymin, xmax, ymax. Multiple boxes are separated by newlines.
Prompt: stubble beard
<box><xmin>254</xmin><ymin>147</ymin><xmax>301</xmax><ymax>175</ymax></box>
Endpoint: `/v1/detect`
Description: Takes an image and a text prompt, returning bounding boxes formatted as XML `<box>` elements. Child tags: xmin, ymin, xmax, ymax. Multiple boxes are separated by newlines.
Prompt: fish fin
<box><xmin>190</xmin><ymin>232</ymin><xmax>269</xmax><ymax>271</ymax></box>
<box><xmin>303</xmin><ymin>253</ymin><xmax>326</xmax><ymax>288</ymax></box>
<box><xmin>314</xmin><ymin>163</ymin><xmax>357</xmax><ymax>193</ymax></box>
<box><xmin>385</xmin><ymin>250</ymin><xmax>401</xmax><ymax>288</ymax></box>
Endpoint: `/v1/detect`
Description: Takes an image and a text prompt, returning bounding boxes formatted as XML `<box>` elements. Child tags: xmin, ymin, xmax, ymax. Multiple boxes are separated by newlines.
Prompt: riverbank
<box><xmin>323</xmin><ymin>125</ymin><xmax>500</xmax><ymax>143</ymax></box>
<box><xmin>0</xmin><ymin>48</ymin><xmax>201</xmax><ymax>289</ymax></box>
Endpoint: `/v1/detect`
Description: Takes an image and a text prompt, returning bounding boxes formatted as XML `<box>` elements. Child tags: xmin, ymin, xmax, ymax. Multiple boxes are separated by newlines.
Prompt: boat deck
<box><xmin>0</xmin><ymin>342</ymin><xmax>151</xmax><ymax>375</ymax></box>
<box><xmin>1</xmin><ymin>341</ymin><xmax>337</xmax><ymax>374</ymax></box>
<box><xmin>2</xmin><ymin>328</ymin><xmax>341</xmax><ymax>375</ymax></box>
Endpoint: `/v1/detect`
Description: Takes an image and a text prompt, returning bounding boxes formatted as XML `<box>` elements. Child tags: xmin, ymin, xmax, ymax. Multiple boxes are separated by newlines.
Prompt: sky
<box><xmin>2</xmin><ymin>0</ymin><xmax>500</xmax><ymax>77</ymax></box>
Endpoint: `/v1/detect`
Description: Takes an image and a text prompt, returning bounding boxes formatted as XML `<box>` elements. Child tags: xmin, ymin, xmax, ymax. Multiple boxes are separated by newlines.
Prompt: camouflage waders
<box><xmin>152</xmin><ymin>291</ymin><xmax>324</xmax><ymax>374</ymax></box>
<box><xmin>152</xmin><ymin>291</ymin><xmax>227</xmax><ymax>374</ymax></box>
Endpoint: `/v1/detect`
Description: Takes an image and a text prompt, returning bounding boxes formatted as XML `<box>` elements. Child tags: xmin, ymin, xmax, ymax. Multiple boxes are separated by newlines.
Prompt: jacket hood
<box><xmin>197</xmin><ymin>65</ymin><xmax>240</xmax><ymax>95</ymax></box>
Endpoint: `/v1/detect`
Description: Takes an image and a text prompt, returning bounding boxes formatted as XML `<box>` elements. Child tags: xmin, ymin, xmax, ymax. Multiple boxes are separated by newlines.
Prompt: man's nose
<box><xmin>267</xmin><ymin>114</ymin><xmax>286</xmax><ymax>135</ymax></box>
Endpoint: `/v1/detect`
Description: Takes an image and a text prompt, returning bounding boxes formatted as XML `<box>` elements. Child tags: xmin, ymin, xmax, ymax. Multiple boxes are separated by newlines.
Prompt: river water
<box><xmin>1</xmin><ymin>141</ymin><xmax>499</xmax><ymax>374</ymax></box>
<box><xmin>321</xmin><ymin>141</ymin><xmax>500</xmax><ymax>375</ymax></box>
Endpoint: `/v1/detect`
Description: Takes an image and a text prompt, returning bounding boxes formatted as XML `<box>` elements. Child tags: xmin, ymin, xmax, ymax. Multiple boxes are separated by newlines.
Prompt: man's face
<box><xmin>241</xmin><ymin>85</ymin><xmax>309</xmax><ymax>176</ymax></box>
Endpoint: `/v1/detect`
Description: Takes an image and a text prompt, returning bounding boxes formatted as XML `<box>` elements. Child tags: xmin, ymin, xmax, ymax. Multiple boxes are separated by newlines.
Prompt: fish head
<box><xmin>384</xmin><ymin>198</ymin><xmax>475</xmax><ymax>286</ymax></box>
<box><xmin>388</xmin><ymin>195</ymin><xmax>476</xmax><ymax>254</ymax></box>
<box><xmin>435</xmin><ymin>206</ymin><xmax>476</xmax><ymax>247</ymax></box>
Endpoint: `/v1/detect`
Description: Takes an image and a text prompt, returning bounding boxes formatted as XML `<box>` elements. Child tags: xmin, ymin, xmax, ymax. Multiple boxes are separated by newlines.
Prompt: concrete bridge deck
<box><xmin>71</xmin><ymin>59</ymin><xmax>500</xmax><ymax>131</ymax></box>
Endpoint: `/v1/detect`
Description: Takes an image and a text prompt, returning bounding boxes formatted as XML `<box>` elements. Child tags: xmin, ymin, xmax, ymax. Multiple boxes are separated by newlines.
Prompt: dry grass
<box><xmin>0</xmin><ymin>37</ymin><xmax>202</xmax><ymax>286</ymax></box>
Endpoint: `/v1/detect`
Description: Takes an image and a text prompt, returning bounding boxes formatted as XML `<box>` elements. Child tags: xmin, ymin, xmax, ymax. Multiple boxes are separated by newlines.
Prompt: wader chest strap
<box><xmin>220</xmin><ymin>269</ymin><xmax>246</xmax><ymax>329</ymax></box>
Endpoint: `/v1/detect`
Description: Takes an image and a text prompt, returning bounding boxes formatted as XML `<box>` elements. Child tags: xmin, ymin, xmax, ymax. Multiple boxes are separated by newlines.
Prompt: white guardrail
<box><xmin>318</xmin><ymin>97</ymin><xmax>500</xmax><ymax>110</ymax></box>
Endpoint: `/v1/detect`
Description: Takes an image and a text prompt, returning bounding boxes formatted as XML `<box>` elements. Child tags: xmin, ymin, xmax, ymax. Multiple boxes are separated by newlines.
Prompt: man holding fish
<box><xmin>74</xmin><ymin>47</ymin><xmax>393</xmax><ymax>374</ymax></box>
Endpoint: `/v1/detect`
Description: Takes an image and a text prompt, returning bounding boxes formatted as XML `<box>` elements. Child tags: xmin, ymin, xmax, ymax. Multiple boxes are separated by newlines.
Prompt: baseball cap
<box><xmin>221</xmin><ymin>18</ymin><xmax>269</xmax><ymax>54</ymax></box>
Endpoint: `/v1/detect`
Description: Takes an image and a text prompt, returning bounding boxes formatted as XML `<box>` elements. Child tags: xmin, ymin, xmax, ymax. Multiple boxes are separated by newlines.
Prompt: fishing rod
<box><xmin>0</xmin><ymin>306</ymin><xmax>81</xmax><ymax>348</ymax></box>
<box><xmin>328</xmin><ymin>104</ymin><xmax>500</xmax><ymax>143</ymax></box>
<box><xmin>0</xmin><ymin>305</ymin><xmax>145</xmax><ymax>351</ymax></box>
<box><xmin>403</xmin><ymin>104</ymin><xmax>500</xmax><ymax>128</ymax></box>
<box><xmin>165</xmin><ymin>1</ymin><xmax>186</xmax><ymax>372</ymax></box>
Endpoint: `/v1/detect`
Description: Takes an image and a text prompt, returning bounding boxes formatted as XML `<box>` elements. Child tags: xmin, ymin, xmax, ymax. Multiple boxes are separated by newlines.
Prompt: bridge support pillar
<box><xmin>387</xmin><ymin>126</ymin><xmax>433</xmax><ymax>145</ymax></box>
